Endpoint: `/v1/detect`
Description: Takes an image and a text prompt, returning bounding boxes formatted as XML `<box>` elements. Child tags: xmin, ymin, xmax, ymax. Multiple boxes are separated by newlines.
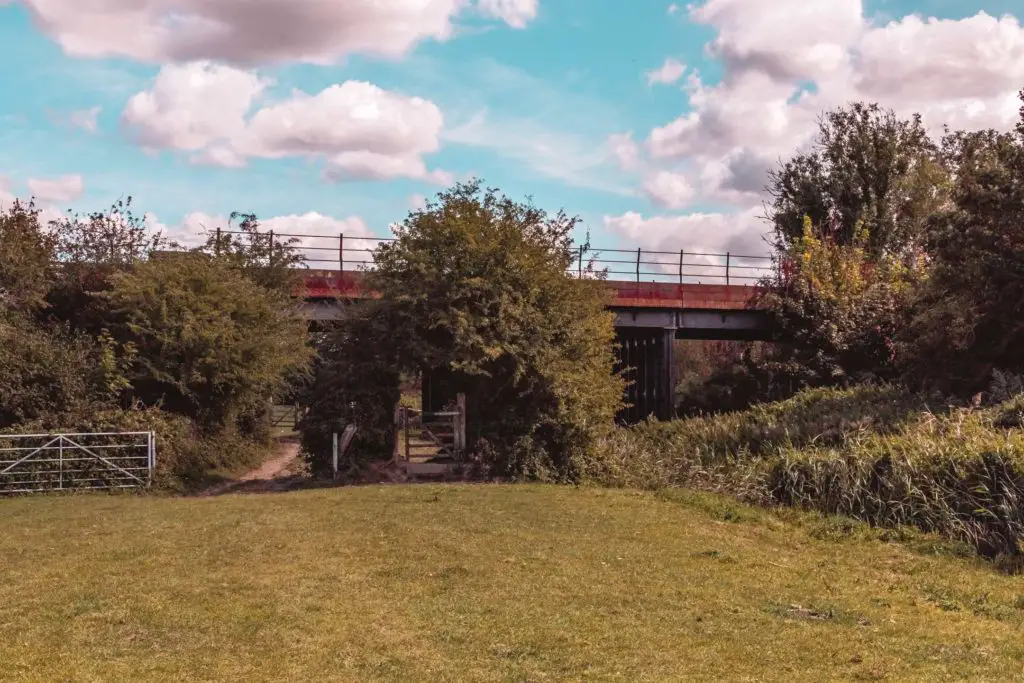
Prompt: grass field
<box><xmin>2</xmin><ymin>485</ymin><xmax>1024</xmax><ymax>682</ymax></box>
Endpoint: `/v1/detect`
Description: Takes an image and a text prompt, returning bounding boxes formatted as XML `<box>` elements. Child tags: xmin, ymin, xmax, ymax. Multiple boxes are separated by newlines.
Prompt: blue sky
<box><xmin>1</xmin><ymin>0</ymin><xmax>1023</xmax><ymax>254</ymax></box>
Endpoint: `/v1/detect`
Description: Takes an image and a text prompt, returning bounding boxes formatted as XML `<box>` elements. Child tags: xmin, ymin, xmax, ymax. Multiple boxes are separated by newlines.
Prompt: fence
<box><xmin>209</xmin><ymin>229</ymin><xmax>777</xmax><ymax>286</ymax></box>
<box><xmin>0</xmin><ymin>432</ymin><xmax>156</xmax><ymax>495</ymax></box>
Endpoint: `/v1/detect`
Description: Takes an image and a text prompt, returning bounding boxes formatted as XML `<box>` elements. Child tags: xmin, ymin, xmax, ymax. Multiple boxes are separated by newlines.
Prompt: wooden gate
<box><xmin>394</xmin><ymin>394</ymin><xmax>466</xmax><ymax>476</ymax></box>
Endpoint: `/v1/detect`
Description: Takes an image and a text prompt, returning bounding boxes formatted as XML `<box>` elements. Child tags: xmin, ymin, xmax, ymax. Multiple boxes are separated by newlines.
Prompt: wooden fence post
<box><xmin>455</xmin><ymin>393</ymin><xmax>466</xmax><ymax>458</ymax></box>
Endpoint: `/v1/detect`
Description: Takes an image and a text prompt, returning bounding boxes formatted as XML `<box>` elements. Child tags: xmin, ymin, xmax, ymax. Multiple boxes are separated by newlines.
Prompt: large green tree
<box><xmin>103</xmin><ymin>253</ymin><xmax>313</xmax><ymax>432</ymax></box>
<box><xmin>768</xmin><ymin>102</ymin><xmax>947</xmax><ymax>258</ymax></box>
<box><xmin>0</xmin><ymin>200</ymin><xmax>56</xmax><ymax>315</ymax></box>
<box><xmin>303</xmin><ymin>181</ymin><xmax>623</xmax><ymax>480</ymax></box>
<box><xmin>903</xmin><ymin>92</ymin><xmax>1024</xmax><ymax>393</ymax></box>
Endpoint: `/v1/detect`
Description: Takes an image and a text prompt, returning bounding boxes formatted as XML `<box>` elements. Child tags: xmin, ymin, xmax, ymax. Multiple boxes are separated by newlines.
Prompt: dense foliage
<box><xmin>0</xmin><ymin>198</ymin><xmax>311</xmax><ymax>487</ymax></box>
<box><xmin>767</xmin><ymin>102</ymin><xmax>947</xmax><ymax>258</ymax></box>
<box><xmin>301</xmin><ymin>181</ymin><xmax>622</xmax><ymax>480</ymax></box>
<box><xmin>903</xmin><ymin>119</ymin><xmax>1024</xmax><ymax>393</ymax></box>
<box><xmin>104</xmin><ymin>254</ymin><xmax>312</xmax><ymax>433</ymax></box>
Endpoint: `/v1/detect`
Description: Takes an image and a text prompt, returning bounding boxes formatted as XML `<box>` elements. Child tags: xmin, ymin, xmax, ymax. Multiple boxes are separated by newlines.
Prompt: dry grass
<box><xmin>2</xmin><ymin>485</ymin><xmax>1024</xmax><ymax>681</ymax></box>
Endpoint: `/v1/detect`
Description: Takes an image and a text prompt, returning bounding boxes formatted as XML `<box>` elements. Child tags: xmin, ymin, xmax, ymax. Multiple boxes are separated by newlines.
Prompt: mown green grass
<box><xmin>2</xmin><ymin>485</ymin><xmax>1024</xmax><ymax>682</ymax></box>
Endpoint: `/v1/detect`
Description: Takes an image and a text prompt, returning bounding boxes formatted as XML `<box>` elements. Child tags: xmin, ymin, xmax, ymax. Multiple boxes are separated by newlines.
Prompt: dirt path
<box><xmin>199</xmin><ymin>440</ymin><xmax>303</xmax><ymax>496</ymax></box>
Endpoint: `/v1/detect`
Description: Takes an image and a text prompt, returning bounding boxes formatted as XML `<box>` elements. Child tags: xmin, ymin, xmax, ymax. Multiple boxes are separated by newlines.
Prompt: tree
<box><xmin>0</xmin><ymin>200</ymin><xmax>56</xmax><ymax>315</ymax></box>
<box><xmin>903</xmin><ymin>92</ymin><xmax>1024</xmax><ymax>393</ymax></box>
<box><xmin>301</xmin><ymin>181</ymin><xmax>622</xmax><ymax>480</ymax></box>
<box><xmin>768</xmin><ymin>102</ymin><xmax>947</xmax><ymax>258</ymax></box>
<box><xmin>0</xmin><ymin>313</ymin><xmax>129</xmax><ymax>429</ymax></box>
<box><xmin>201</xmin><ymin>211</ymin><xmax>305</xmax><ymax>295</ymax></box>
<box><xmin>757</xmin><ymin>216</ymin><xmax>921</xmax><ymax>391</ymax></box>
<box><xmin>45</xmin><ymin>197</ymin><xmax>168</xmax><ymax>331</ymax></box>
<box><xmin>103</xmin><ymin>253</ymin><xmax>313</xmax><ymax>432</ymax></box>
<box><xmin>371</xmin><ymin>181</ymin><xmax>622</xmax><ymax>480</ymax></box>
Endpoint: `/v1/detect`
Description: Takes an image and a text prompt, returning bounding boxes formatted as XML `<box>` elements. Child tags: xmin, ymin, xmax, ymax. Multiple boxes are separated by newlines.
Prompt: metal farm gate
<box><xmin>0</xmin><ymin>432</ymin><xmax>156</xmax><ymax>495</ymax></box>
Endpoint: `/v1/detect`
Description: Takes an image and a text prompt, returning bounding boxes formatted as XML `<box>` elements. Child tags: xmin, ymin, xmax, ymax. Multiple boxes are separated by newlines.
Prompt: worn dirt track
<box><xmin>199</xmin><ymin>440</ymin><xmax>302</xmax><ymax>496</ymax></box>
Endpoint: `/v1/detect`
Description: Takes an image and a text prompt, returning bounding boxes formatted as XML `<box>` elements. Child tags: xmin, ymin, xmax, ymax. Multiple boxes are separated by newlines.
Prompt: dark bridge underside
<box><xmin>611</xmin><ymin>307</ymin><xmax>773</xmax><ymax>423</ymax></box>
<box><xmin>303</xmin><ymin>299</ymin><xmax>774</xmax><ymax>425</ymax></box>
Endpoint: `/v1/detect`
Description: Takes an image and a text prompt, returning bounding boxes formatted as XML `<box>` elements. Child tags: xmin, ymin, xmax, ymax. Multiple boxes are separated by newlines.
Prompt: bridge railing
<box><xmin>212</xmin><ymin>230</ymin><xmax>776</xmax><ymax>286</ymax></box>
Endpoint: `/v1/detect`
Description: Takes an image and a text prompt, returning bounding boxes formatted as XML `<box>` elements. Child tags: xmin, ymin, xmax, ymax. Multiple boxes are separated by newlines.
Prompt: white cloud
<box><xmin>26</xmin><ymin>174</ymin><xmax>85</xmax><ymax>203</ymax></box>
<box><xmin>646</xmin><ymin>58</ymin><xmax>687</xmax><ymax>86</ymax></box>
<box><xmin>14</xmin><ymin>0</ymin><xmax>535</xmax><ymax>65</ymax></box>
<box><xmin>668</xmin><ymin>4</ymin><xmax>680</xmax><ymax>15</ymax></box>
<box><xmin>0</xmin><ymin>176</ymin><xmax>16</xmax><ymax>208</ymax></box>
<box><xmin>690</xmin><ymin>0</ymin><xmax>862</xmax><ymax>83</ymax></box>
<box><xmin>642</xmin><ymin>171</ymin><xmax>694</xmax><ymax>210</ymax></box>
<box><xmin>240</xmin><ymin>81</ymin><xmax>447</xmax><ymax>182</ymax></box>
<box><xmin>477</xmin><ymin>0</ymin><xmax>538</xmax><ymax>28</ymax></box>
<box><xmin>607</xmin><ymin>132</ymin><xmax>640</xmax><ymax>171</ymax></box>
<box><xmin>854</xmin><ymin>12</ymin><xmax>1024</xmax><ymax>132</ymax></box>
<box><xmin>603</xmin><ymin>208</ymin><xmax>770</xmax><ymax>258</ymax></box>
<box><xmin>122</xmin><ymin>66</ymin><xmax>449</xmax><ymax>183</ymax></box>
<box><xmin>409</xmin><ymin>194</ymin><xmax>428</xmax><ymax>211</ymax></box>
<box><xmin>0</xmin><ymin>176</ymin><xmax>72</xmax><ymax>226</ymax></box>
<box><xmin>121</xmin><ymin>61</ymin><xmax>267</xmax><ymax>152</ymax></box>
<box><xmin>68</xmin><ymin>106</ymin><xmax>101</xmax><ymax>133</ymax></box>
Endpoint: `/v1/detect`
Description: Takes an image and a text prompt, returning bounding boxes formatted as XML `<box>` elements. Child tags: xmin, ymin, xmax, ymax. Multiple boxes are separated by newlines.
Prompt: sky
<box><xmin>1</xmin><ymin>0</ymin><xmax>1023</xmax><ymax>257</ymax></box>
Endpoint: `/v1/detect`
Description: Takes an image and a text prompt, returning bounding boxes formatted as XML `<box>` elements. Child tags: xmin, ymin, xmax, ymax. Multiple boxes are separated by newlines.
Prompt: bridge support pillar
<box><xmin>615</xmin><ymin>327</ymin><xmax>675</xmax><ymax>424</ymax></box>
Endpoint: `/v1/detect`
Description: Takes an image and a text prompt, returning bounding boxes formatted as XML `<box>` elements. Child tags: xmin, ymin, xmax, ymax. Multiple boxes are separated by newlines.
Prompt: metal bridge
<box><xmin>224</xmin><ymin>230</ymin><xmax>777</xmax><ymax>422</ymax></box>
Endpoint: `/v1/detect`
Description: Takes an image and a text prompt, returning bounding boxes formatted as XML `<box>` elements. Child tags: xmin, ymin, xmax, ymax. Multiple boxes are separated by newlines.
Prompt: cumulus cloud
<box><xmin>122</xmin><ymin>61</ymin><xmax>267</xmax><ymax>152</ymax></box>
<box><xmin>691</xmin><ymin>0</ymin><xmax>862</xmax><ymax>83</ymax></box>
<box><xmin>0</xmin><ymin>176</ymin><xmax>73</xmax><ymax>226</ymax></box>
<box><xmin>26</xmin><ymin>174</ymin><xmax>84</xmax><ymax>203</ymax></box>
<box><xmin>14</xmin><ymin>0</ymin><xmax>536</xmax><ymax>65</ymax></box>
<box><xmin>603</xmin><ymin>208</ymin><xmax>770</xmax><ymax>258</ymax></box>
<box><xmin>122</xmin><ymin>65</ymin><xmax>449</xmax><ymax>183</ymax></box>
<box><xmin>646</xmin><ymin>58</ymin><xmax>687</xmax><ymax>86</ymax></box>
<box><xmin>635</xmin><ymin>2</ymin><xmax>1024</xmax><ymax>244</ymax></box>
<box><xmin>642</xmin><ymin>171</ymin><xmax>694</xmax><ymax>210</ymax></box>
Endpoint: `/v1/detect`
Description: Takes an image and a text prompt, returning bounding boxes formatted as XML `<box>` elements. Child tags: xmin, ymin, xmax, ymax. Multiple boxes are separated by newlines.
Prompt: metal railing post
<box><xmin>636</xmin><ymin>248</ymin><xmax>641</xmax><ymax>283</ymax></box>
<box><xmin>268</xmin><ymin>229</ymin><xmax>275</xmax><ymax>266</ymax></box>
<box><xmin>339</xmin><ymin>233</ymin><xmax>345</xmax><ymax>271</ymax></box>
<box><xmin>58</xmin><ymin>436</ymin><xmax>64</xmax><ymax>490</ymax></box>
<box><xmin>726</xmin><ymin>252</ymin><xmax>731</xmax><ymax>285</ymax></box>
<box><xmin>215</xmin><ymin>227</ymin><xmax>221</xmax><ymax>256</ymax></box>
<box><xmin>578</xmin><ymin>245</ymin><xmax>584</xmax><ymax>277</ymax></box>
<box><xmin>679</xmin><ymin>250</ymin><xmax>684</xmax><ymax>285</ymax></box>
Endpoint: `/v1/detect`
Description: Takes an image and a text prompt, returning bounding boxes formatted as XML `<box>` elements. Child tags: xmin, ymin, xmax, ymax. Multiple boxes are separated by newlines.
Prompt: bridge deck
<box><xmin>299</xmin><ymin>270</ymin><xmax>758</xmax><ymax>311</ymax></box>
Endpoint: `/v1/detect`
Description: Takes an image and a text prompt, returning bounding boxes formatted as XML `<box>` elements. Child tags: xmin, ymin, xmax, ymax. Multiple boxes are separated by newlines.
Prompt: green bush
<box><xmin>0</xmin><ymin>313</ymin><xmax>129</xmax><ymax>429</ymax></box>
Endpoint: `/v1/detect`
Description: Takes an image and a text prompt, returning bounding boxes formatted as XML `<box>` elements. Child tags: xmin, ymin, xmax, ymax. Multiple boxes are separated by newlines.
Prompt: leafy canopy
<box><xmin>104</xmin><ymin>253</ymin><xmax>313</xmax><ymax>432</ymax></box>
<box><xmin>768</xmin><ymin>102</ymin><xmax>947</xmax><ymax>258</ymax></box>
<box><xmin>304</xmin><ymin>181</ymin><xmax>623</xmax><ymax>480</ymax></box>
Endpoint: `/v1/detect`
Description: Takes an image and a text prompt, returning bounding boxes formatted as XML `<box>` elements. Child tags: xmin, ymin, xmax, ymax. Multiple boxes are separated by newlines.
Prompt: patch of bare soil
<box><xmin>199</xmin><ymin>440</ymin><xmax>305</xmax><ymax>496</ymax></box>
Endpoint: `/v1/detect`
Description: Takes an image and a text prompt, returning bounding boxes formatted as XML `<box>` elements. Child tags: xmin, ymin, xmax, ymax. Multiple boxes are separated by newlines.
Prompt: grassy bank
<box><xmin>593</xmin><ymin>386</ymin><xmax>1024</xmax><ymax>564</ymax></box>
<box><xmin>2</xmin><ymin>485</ymin><xmax>1024</xmax><ymax>681</ymax></box>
